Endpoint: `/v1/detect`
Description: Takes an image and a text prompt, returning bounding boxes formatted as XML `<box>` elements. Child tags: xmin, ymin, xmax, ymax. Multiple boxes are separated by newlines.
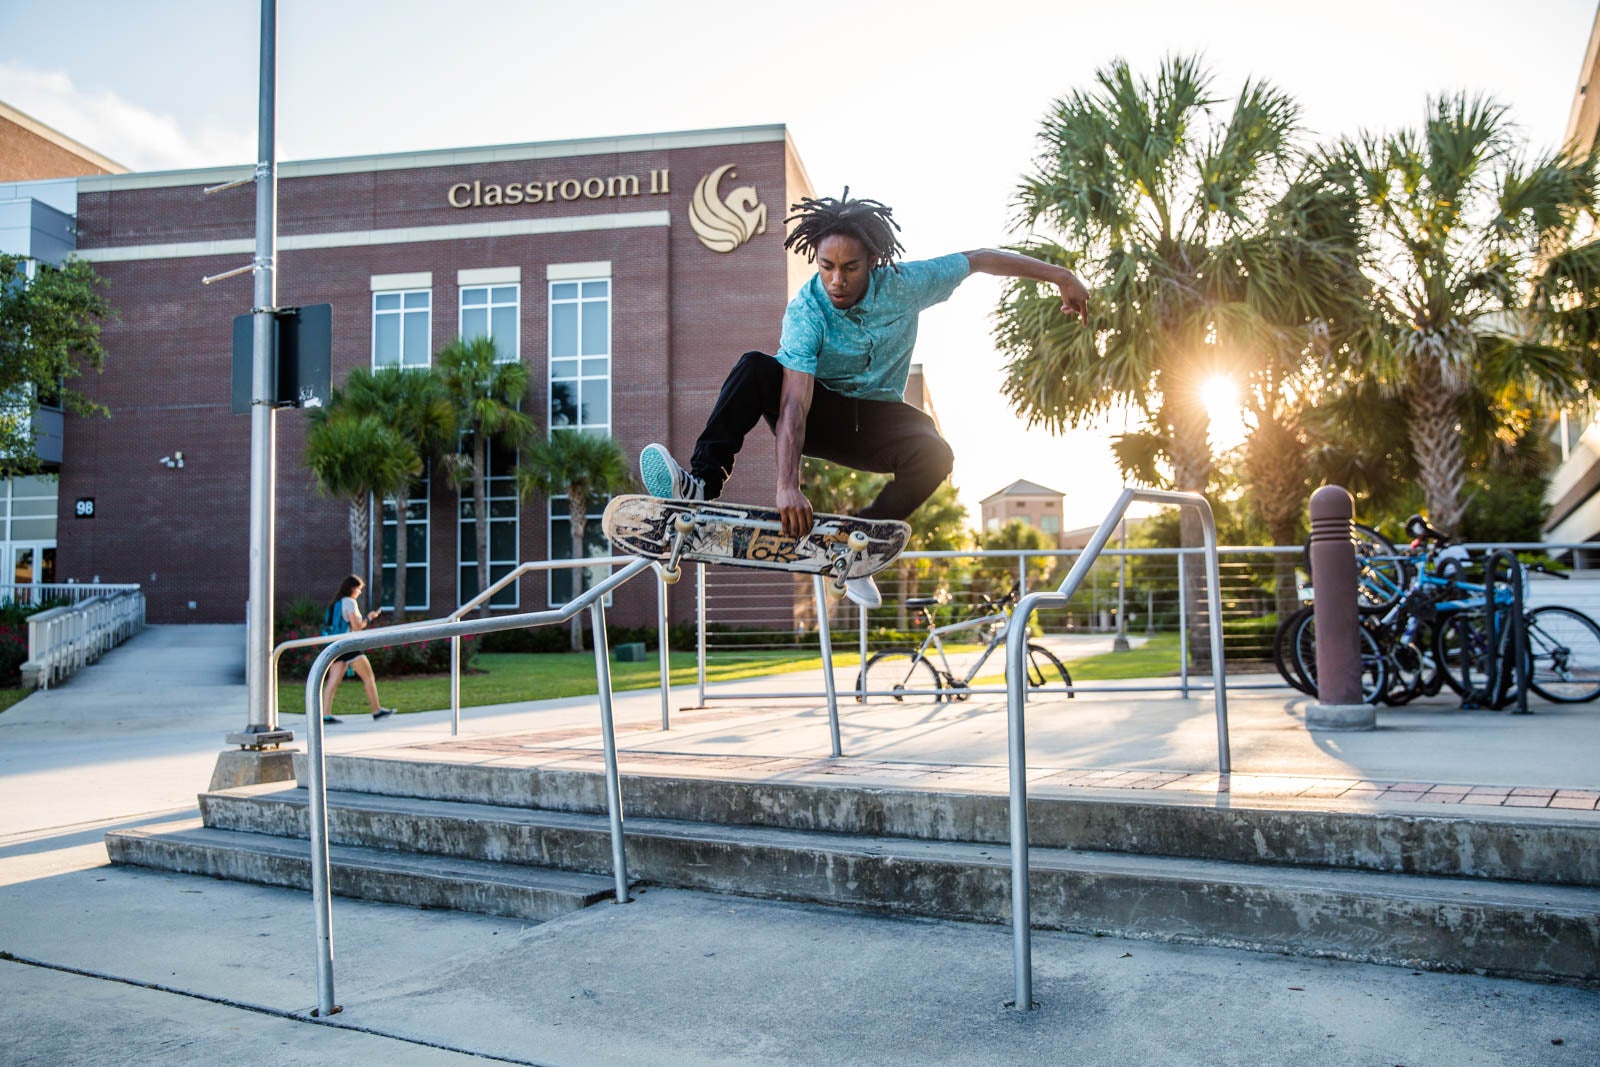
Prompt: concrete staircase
<box><xmin>107</xmin><ymin>751</ymin><xmax>1600</xmax><ymax>983</ymax></box>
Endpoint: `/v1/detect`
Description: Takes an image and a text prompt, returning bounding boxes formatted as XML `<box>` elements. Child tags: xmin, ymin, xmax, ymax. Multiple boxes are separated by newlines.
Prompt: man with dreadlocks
<box><xmin>640</xmin><ymin>189</ymin><xmax>1088</xmax><ymax>607</ymax></box>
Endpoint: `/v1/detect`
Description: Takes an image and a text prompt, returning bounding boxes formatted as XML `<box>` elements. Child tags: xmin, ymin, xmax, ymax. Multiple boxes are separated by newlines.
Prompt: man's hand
<box><xmin>776</xmin><ymin>483</ymin><xmax>814</xmax><ymax>539</ymax></box>
<box><xmin>1058</xmin><ymin>272</ymin><xmax>1089</xmax><ymax>324</ymax></box>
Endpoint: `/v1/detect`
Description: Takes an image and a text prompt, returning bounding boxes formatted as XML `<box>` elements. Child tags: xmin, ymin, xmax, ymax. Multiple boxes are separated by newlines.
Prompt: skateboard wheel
<box><xmin>846</xmin><ymin>530</ymin><xmax>869</xmax><ymax>551</ymax></box>
<box><xmin>673</xmin><ymin>512</ymin><xmax>696</xmax><ymax>533</ymax></box>
<box><xmin>659</xmin><ymin>564</ymin><xmax>682</xmax><ymax>585</ymax></box>
<box><xmin>831</xmin><ymin>576</ymin><xmax>848</xmax><ymax>594</ymax></box>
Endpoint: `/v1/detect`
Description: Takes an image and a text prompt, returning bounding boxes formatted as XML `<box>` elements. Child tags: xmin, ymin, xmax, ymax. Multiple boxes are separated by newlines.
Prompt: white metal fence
<box><xmin>18</xmin><ymin>588</ymin><xmax>147</xmax><ymax>689</ymax></box>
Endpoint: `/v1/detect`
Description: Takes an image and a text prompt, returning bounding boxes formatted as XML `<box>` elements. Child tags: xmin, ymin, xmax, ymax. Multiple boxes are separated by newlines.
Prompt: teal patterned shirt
<box><xmin>774</xmin><ymin>253</ymin><xmax>971</xmax><ymax>402</ymax></box>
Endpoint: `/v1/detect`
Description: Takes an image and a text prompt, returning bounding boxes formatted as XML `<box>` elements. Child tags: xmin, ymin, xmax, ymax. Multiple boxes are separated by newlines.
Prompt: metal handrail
<box><xmin>302</xmin><ymin>555</ymin><xmax>655</xmax><ymax>1017</ymax></box>
<box><xmin>265</xmin><ymin>555</ymin><xmax>671</xmax><ymax>734</ymax></box>
<box><xmin>1003</xmin><ymin>488</ymin><xmax>1230</xmax><ymax>1011</ymax></box>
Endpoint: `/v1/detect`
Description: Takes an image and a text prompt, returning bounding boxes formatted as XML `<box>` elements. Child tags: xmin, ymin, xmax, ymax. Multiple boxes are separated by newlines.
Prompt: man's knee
<box><xmin>922</xmin><ymin>435</ymin><xmax>954</xmax><ymax>481</ymax></box>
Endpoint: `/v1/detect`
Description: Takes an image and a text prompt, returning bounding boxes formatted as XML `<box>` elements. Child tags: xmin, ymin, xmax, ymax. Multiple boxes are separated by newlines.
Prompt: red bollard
<box><xmin>1306</xmin><ymin>485</ymin><xmax>1376</xmax><ymax>730</ymax></box>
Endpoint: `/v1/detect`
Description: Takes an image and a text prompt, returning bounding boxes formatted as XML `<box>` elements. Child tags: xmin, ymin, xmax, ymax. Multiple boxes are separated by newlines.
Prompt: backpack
<box><xmin>321</xmin><ymin>599</ymin><xmax>350</xmax><ymax>638</ymax></box>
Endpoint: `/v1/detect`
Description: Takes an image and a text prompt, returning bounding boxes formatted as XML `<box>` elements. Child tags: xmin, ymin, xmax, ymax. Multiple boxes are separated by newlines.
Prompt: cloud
<box><xmin>0</xmin><ymin>62</ymin><xmax>253</xmax><ymax>172</ymax></box>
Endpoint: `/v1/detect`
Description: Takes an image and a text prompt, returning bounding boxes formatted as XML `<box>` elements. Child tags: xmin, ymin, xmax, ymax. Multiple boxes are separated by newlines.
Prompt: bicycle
<box><xmin>855</xmin><ymin>584</ymin><xmax>1073</xmax><ymax>703</ymax></box>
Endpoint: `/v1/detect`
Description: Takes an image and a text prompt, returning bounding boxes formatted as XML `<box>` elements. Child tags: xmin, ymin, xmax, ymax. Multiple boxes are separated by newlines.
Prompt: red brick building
<box><xmin>63</xmin><ymin>125</ymin><xmax>814</xmax><ymax>624</ymax></box>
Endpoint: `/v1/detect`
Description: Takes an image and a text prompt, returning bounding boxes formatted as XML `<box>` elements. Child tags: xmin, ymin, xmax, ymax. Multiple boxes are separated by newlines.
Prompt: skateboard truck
<box><xmin>825</xmin><ymin>530</ymin><xmax>873</xmax><ymax>594</ymax></box>
<box><xmin>658</xmin><ymin>510</ymin><xmax>698</xmax><ymax>584</ymax></box>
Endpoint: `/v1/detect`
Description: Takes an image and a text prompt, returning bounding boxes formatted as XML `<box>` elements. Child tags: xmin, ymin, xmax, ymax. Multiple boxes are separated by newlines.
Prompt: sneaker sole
<box><xmin>640</xmin><ymin>445</ymin><xmax>676</xmax><ymax>498</ymax></box>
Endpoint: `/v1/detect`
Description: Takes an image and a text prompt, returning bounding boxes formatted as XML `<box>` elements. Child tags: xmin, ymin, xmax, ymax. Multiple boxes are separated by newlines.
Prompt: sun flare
<box><xmin>1201</xmin><ymin>375</ymin><xmax>1247</xmax><ymax>450</ymax></box>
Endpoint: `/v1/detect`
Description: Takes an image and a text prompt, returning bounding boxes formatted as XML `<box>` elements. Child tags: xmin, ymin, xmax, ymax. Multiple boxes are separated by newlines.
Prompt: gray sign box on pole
<box><xmin>277</xmin><ymin>303</ymin><xmax>332</xmax><ymax>409</ymax></box>
<box><xmin>231</xmin><ymin>303</ymin><xmax>332</xmax><ymax>411</ymax></box>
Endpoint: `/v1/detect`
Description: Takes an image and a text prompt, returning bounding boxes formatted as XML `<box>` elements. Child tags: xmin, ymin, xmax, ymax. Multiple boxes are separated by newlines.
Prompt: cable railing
<box><xmin>300</xmin><ymin>555</ymin><xmax>657</xmax><ymax>1018</ymax></box>
<box><xmin>1003</xmin><ymin>488</ymin><xmax>1230</xmax><ymax>1011</ymax></box>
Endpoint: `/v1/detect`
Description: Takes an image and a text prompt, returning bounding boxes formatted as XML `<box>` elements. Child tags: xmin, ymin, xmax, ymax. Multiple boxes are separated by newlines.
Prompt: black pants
<box><xmin>689</xmin><ymin>351</ymin><xmax>954</xmax><ymax>522</ymax></box>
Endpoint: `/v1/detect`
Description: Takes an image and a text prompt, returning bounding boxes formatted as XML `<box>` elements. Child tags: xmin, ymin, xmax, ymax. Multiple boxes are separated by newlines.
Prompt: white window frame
<box><xmin>458</xmin><ymin>267</ymin><xmax>521</xmax><ymax>363</ymax></box>
<box><xmin>371</xmin><ymin>273</ymin><xmax>433</xmax><ymax>370</ymax></box>
<box><xmin>546</xmin><ymin>495</ymin><xmax>614</xmax><ymax>607</ymax></box>
<box><xmin>547</xmin><ymin>266</ymin><xmax>612</xmax><ymax>434</ymax></box>
<box><xmin>375</xmin><ymin>468</ymin><xmax>431</xmax><ymax>613</ymax></box>
<box><xmin>456</xmin><ymin>441</ymin><xmax>520</xmax><ymax>609</ymax></box>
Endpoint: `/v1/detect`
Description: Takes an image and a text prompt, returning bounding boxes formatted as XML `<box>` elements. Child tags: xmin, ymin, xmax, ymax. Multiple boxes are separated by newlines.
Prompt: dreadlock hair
<box><xmin>783</xmin><ymin>187</ymin><xmax>904</xmax><ymax>271</ymax></box>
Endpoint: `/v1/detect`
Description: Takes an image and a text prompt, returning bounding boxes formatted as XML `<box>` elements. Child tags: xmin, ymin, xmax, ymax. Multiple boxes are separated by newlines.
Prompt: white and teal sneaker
<box><xmin>640</xmin><ymin>443</ymin><xmax>705</xmax><ymax>501</ymax></box>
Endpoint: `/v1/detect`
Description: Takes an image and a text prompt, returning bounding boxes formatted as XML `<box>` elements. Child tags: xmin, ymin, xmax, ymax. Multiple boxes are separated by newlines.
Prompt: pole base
<box><xmin>1306</xmin><ymin>702</ymin><xmax>1376</xmax><ymax>731</ymax></box>
<box><xmin>209</xmin><ymin>748</ymin><xmax>297</xmax><ymax>791</ymax></box>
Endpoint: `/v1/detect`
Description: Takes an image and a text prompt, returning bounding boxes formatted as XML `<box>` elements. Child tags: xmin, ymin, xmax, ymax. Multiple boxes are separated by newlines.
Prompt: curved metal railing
<box><xmin>1003</xmin><ymin>488</ymin><xmax>1230</xmax><ymax>1010</ymax></box>
<box><xmin>301</xmin><ymin>555</ymin><xmax>656</xmax><ymax>1017</ymax></box>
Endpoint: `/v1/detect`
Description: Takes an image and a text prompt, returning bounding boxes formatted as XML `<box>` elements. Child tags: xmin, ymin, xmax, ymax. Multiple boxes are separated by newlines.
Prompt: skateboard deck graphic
<box><xmin>602</xmin><ymin>495</ymin><xmax>910</xmax><ymax>586</ymax></box>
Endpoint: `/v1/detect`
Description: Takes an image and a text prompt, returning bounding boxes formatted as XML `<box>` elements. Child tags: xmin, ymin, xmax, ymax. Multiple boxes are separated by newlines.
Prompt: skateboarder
<box><xmin>640</xmin><ymin>190</ymin><xmax>1089</xmax><ymax>608</ymax></box>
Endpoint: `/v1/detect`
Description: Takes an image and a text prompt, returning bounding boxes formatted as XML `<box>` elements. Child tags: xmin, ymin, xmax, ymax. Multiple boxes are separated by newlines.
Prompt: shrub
<box><xmin>0</xmin><ymin>624</ymin><xmax>26</xmax><ymax>686</ymax></box>
<box><xmin>274</xmin><ymin>598</ymin><xmax>478</xmax><ymax>679</ymax></box>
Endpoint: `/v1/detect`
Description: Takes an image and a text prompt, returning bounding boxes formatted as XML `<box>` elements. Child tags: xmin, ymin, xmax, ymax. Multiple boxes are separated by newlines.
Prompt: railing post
<box><xmin>696</xmin><ymin>563</ymin><xmax>707</xmax><ymax>707</ymax></box>
<box><xmin>1177</xmin><ymin>553</ymin><xmax>1189</xmax><ymax>697</ymax></box>
<box><xmin>450</xmin><ymin>635</ymin><xmax>461</xmax><ymax>736</ymax></box>
<box><xmin>658</xmin><ymin>568</ymin><xmax>671</xmax><ymax>730</ymax></box>
<box><xmin>1306</xmin><ymin>485</ymin><xmax>1374</xmax><ymax>730</ymax></box>
<box><xmin>589</xmin><ymin>601</ymin><xmax>630</xmax><ymax>904</ymax></box>
<box><xmin>304</xmin><ymin>650</ymin><xmax>338</xmax><ymax>1018</ymax></box>
<box><xmin>814</xmin><ymin>576</ymin><xmax>842</xmax><ymax>758</ymax></box>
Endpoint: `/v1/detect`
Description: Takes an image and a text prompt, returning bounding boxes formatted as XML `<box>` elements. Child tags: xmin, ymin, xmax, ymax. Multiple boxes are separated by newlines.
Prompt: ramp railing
<box><xmin>19</xmin><ymin>588</ymin><xmax>146</xmax><ymax>689</ymax></box>
<box><xmin>301</xmin><ymin>555</ymin><xmax>656</xmax><ymax>1018</ymax></box>
<box><xmin>1003</xmin><ymin>488</ymin><xmax>1230</xmax><ymax>1010</ymax></box>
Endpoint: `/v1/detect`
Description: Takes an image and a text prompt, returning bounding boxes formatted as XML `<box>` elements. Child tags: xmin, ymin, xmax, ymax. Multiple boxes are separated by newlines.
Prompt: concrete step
<box><xmin>298</xmin><ymin>753</ymin><xmax>1600</xmax><ymax>886</ymax></box>
<box><xmin>105</xmin><ymin>819</ymin><xmax>616</xmax><ymax>922</ymax></box>
<box><xmin>195</xmin><ymin>785</ymin><xmax>1600</xmax><ymax>983</ymax></box>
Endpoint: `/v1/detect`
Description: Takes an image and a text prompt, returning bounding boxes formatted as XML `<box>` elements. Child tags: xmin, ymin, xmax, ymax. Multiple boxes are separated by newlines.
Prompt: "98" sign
<box><xmin>74</xmin><ymin>498</ymin><xmax>95</xmax><ymax>519</ymax></box>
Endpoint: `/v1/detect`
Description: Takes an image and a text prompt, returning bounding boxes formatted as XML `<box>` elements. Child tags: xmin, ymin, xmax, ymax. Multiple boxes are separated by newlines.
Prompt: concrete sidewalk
<box><xmin>2</xmin><ymin>625</ymin><xmax>1597</xmax><ymax>1064</ymax></box>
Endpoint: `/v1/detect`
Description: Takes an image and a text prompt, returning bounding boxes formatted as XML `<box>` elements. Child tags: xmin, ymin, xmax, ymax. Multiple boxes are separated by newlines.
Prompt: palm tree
<box><xmin>996</xmin><ymin>56</ymin><xmax>1358</xmax><ymax>656</ymax></box>
<box><xmin>338</xmin><ymin>366</ymin><xmax>455</xmax><ymax>616</ymax></box>
<box><xmin>1327</xmin><ymin>94</ymin><xmax>1599</xmax><ymax>533</ymax></box>
<box><xmin>305</xmin><ymin>409</ymin><xmax>419</xmax><ymax>592</ymax></box>
<box><xmin>434</xmin><ymin>337</ymin><xmax>535</xmax><ymax>613</ymax></box>
<box><xmin>518</xmin><ymin>430</ymin><xmax>635</xmax><ymax>651</ymax></box>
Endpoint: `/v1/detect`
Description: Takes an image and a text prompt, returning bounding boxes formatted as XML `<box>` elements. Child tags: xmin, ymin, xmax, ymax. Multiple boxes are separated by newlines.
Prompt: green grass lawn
<box><xmin>0</xmin><ymin>688</ymin><xmax>30</xmax><ymax>714</ymax></box>
<box><xmin>1058</xmin><ymin>633</ymin><xmax>1184</xmax><ymax>681</ymax></box>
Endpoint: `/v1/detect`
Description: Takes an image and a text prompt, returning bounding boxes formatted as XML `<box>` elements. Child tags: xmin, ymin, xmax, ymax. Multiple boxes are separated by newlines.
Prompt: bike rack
<box><xmin>301</xmin><ymin>556</ymin><xmax>655</xmax><ymax>1018</ymax></box>
<box><xmin>1003</xmin><ymin>488</ymin><xmax>1231</xmax><ymax>1010</ymax></box>
<box><xmin>1482</xmin><ymin>549</ymin><xmax>1531</xmax><ymax>714</ymax></box>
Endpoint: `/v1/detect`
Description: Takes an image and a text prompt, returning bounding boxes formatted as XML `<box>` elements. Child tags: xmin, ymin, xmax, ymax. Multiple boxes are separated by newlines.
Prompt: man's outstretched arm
<box><xmin>775</xmin><ymin>368</ymin><xmax>815</xmax><ymax>537</ymax></box>
<box><xmin>963</xmin><ymin>249</ymin><xmax>1089</xmax><ymax>323</ymax></box>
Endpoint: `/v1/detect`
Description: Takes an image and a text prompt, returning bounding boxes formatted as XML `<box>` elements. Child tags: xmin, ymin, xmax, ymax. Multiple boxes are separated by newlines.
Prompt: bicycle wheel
<box><xmin>1274</xmin><ymin>605</ymin><xmax>1316</xmax><ymax>694</ymax></box>
<box><xmin>1434</xmin><ymin>609</ymin><xmax>1506</xmax><ymax>704</ymax></box>
<box><xmin>1023</xmin><ymin>643</ymin><xmax>1073</xmax><ymax>697</ymax></box>
<box><xmin>1292</xmin><ymin>613</ymin><xmax>1388</xmax><ymax>704</ymax></box>
<box><xmin>858</xmin><ymin>648</ymin><xmax>943</xmax><ymax>703</ymax></box>
<box><xmin>1524</xmin><ymin>606</ymin><xmax>1600</xmax><ymax>703</ymax></box>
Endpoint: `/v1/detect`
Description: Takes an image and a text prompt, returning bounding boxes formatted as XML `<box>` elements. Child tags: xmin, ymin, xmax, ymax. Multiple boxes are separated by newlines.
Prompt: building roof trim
<box><xmin>75</xmin><ymin>210</ymin><xmax>672</xmax><ymax>263</ymax></box>
<box><xmin>0</xmin><ymin>100</ymin><xmax>128</xmax><ymax>174</ymax></box>
<box><xmin>979</xmin><ymin>478</ymin><xmax>1067</xmax><ymax>504</ymax></box>
<box><xmin>77</xmin><ymin>124</ymin><xmax>788</xmax><ymax>193</ymax></box>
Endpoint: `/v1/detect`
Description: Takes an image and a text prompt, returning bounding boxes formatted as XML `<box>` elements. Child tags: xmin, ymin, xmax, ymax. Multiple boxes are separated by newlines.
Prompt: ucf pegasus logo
<box><xmin>689</xmin><ymin>164</ymin><xmax>767</xmax><ymax>253</ymax></box>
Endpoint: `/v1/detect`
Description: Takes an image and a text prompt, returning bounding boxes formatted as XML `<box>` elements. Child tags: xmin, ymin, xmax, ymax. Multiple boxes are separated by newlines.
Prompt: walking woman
<box><xmin>321</xmin><ymin>574</ymin><xmax>396</xmax><ymax>723</ymax></box>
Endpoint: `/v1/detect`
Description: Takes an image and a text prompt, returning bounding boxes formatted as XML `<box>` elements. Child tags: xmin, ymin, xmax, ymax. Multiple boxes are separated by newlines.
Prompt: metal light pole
<box><xmin>245</xmin><ymin>0</ymin><xmax>280</xmax><ymax>734</ymax></box>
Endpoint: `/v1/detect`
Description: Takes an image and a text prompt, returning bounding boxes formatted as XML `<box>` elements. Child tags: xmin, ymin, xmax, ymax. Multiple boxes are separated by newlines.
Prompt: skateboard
<box><xmin>602</xmin><ymin>495</ymin><xmax>910</xmax><ymax>590</ymax></box>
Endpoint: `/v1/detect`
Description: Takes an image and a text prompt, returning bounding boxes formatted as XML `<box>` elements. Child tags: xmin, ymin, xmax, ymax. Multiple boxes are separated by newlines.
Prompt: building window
<box><xmin>1041</xmin><ymin>515</ymin><xmax>1060</xmax><ymax>534</ymax></box>
<box><xmin>379</xmin><ymin>471</ymin><xmax>429</xmax><ymax>612</ymax></box>
<box><xmin>548</xmin><ymin>496</ymin><xmax>611</xmax><ymax>606</ymax></box>
<box><xmin>549</xmin><ymin>278</ymin><xmax>610</xmax><ymax>432</ymax></box>
<box><xmin>373</xmin><ymin>289</ymin><xmax>432</xmax><ymax>368</ymax></box>
<box><xmin>457</xmin><ymin>440</ymin><xmax>519</xmax><ymax>608</ymax></box>
<box><xmin>460</xmin><ymin>283</ymin><xmax>519</xmax><ymax>362</ymax></box>
<box><xmin>1</xmin><ymin>475</ymin><xmax>57</xmax><ymax>590</ymax></box>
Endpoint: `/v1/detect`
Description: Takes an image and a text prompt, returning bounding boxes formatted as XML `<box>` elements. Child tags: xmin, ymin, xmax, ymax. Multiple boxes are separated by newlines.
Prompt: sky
<box><xmin>1</xmin><ymin>0</ymin><xmax>1593</xmax><ymax>529</ymax></box>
